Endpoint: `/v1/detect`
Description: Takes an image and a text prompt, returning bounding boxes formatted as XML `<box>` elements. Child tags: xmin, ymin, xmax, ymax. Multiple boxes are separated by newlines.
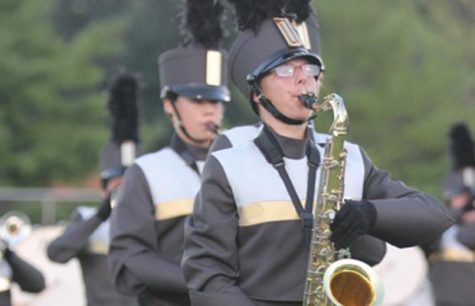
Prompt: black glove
<box><xmin>330</xmin><ymin>200</ymin><xmax>377</xmax><ymax>250</ymax></box>
<box><xmin>96</xmin><ymin>194</ymin><xmax>112</xmax><ymax>221</ymax></box>
<box><xmin>0</xmin><ymin>239</ymin><xmax>12</xmax><ymax>259</ymax></box>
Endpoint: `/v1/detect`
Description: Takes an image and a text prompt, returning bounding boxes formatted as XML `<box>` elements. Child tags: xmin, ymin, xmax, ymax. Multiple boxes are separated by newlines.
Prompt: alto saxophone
<box><xmin>300</xmin><ymin>93</ymin><xmax>383</xmax><ymax>306</ymax></box>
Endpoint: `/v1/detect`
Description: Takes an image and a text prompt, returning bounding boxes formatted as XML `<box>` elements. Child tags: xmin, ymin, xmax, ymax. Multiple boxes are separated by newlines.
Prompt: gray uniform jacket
<box><xmin>182</xmin><ymin>126</ymin><xmax>453</xmax><ymax>306</ymax></box>
<box><xmin>108</xmin><ymin>135</ymin><xmax>207</xmax><ymax>306</ymax></box>
<box><xmin>47</xmin><ymin>207</ymin><xmax>137</xmax><ymax>306</ymax></box>
<box><xmin>424</xmin><ymin>208</ymin><xmax>475</xmax><ymax>306</ymax></box>
<box><xmin>0</xmin><ymin>250</ymin><xmax>45</xmax><ymax>306</ymax></box>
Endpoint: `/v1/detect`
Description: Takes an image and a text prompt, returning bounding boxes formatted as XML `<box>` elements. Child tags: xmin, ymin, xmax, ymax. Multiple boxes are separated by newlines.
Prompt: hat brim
<box><xmin>165</xmin><ymin>84</ymin><xmax>230</xmax><ymax>102</ymax></box>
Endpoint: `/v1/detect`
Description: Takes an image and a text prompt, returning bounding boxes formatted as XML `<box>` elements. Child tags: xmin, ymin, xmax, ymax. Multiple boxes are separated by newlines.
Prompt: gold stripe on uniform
<box><xmin>429</xmin><ymin>248</ymin><xmax>475</xmax><ymax>263</ymax></box>
<box><xmin>206</xmin><ymin>50</ymin><xmax>222</xmax><ymax>86</ymax></box>
<box><xmin>88</xmin><ymin>241</ymin><xmax>109</xmax><ymax>255</ymax></box>
<box><xmin>155</xmin><ymin>198</ymin><xmax>194</xmax><ymax>220</ymax></box>
<box><xmin>238</xmin><ymin>200</ymin><xmax>303</xmax><ymax>226</ymax></box>
<box><xmin>0</xmin><ymin>276</ymin><xmax>12</xmax><ymax>292</ymax></box>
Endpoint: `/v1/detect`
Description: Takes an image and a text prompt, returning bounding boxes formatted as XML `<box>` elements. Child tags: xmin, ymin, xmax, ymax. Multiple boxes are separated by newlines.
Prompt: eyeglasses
<box><xmin>272</xmin><ymin>64</ymin><xmax>322</xmax><ymax>78</ymax></box>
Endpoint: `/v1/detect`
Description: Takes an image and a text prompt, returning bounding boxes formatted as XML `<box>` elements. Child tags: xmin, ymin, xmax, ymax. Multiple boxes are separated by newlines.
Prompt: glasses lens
<box><xmin>273</xmin><ymin>64</ymin><xmax>321</xmax><ymax>78</ymax></box>
<box><xmin>273</xmin><ymin>65</ymin><xmax>294</xmax><ymax>77</ymax></box>
<box><xmin>302</xmin><ymin>64</ymin><xmax>321</xmax><ymax>77</ymax></box>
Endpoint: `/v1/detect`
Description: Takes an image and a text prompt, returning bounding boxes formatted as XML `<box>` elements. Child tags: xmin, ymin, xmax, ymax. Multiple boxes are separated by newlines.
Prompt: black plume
<box><xmin>449</xmin><ymin>123</ymin><xmax>475</xmax><ymax>170</ymax></box>
<box><xmin>227</xmin><ymin>0</ymin><xmax>313</xmax><ymax>32</ymax></box>
<box><xmin>180</xmin><ymin>0</ymin><xmax>225</xmax><ymax>49</ymax></box>
<box><xmin>107</xmin><ymin>71</ymin><xmax>140</xmax><ymax>143</ymax></box>
<box><xmin>286</xmin><ymin>0</ymin><xmax>312</xmax><ymax>23</ymax></box>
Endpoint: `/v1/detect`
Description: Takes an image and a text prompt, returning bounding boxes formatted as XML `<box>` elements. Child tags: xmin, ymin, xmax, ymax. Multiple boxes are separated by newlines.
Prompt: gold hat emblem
<box><xmin>273</xmin><ymin>17</ymin><xmax>311</xmax><ymax>49</ymax></box>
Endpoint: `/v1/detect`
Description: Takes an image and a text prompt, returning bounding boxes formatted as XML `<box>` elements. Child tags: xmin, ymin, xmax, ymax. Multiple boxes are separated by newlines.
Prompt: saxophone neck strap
<box><xmin>254</xmin><ymin>126</ymin><xmax>320</xmax><ymax>248</ymax></box>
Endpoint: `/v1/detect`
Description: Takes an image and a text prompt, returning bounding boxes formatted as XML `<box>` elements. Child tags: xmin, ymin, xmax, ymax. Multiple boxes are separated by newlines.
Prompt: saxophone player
<box><xmin>181</xmin><ymin>1</ymin><xmax>454</xmax><ymax>305</ymax></box>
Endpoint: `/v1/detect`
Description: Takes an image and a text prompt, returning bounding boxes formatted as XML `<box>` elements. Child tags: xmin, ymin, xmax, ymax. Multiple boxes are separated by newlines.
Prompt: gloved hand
<box><xmin>96</xmin><ymin>194</ymin><xmax>112</xmax><ymax>221</ymax></box>
<box><xmin>330</xmin><ymin>200</ymin><xmax>377</xmax><ymax>250</ymax></box>
<box><xmin>0</xmin><ymin>239</ymin><xmax>12</xmax><ymax>259</ymax></box>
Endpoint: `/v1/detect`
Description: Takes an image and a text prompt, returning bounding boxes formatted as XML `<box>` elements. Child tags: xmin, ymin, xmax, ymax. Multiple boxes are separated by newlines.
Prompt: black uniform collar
<box><xmin>258</xmin><ymin>125</ymin><xmax>310</xmax><ymax>159</ymax></box>
<box><xmin>170</xmin><ymin>134</ymin><xmax>208</xmax><ymax>174</ymax></box>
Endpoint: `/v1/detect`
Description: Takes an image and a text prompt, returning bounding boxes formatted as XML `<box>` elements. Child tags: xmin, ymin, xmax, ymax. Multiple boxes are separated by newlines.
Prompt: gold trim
<box><xmin>429</xmin><ymin>248</ymin><xmax>475</xmax><ymax>263</ymax></box>
<box><xmin>0</xmin><ymin>277</ymin><xmax>11</xmax><ymax>292</ymax></box>
<box><xmin>238</xmin><ymin>200</ymin><xmax>307</xmax><ymax>226</ymax></box>
<box><xmin>155</xmin><ymin>198</ymin><xmax>194</xmax><ymax>220</ymax></box>
<box><xmin>206</xmin><ymin>50</ymin><xmax>222</xmax><ymax>86</ymax></box>
<box><xmin>294</xmin><ymin>20</ymin><xmax>311</xmax><ymax>49</ymax></box>
<box><xmin>273</xmin><ymin>17</ymin><xmax>304</xmax><ymax>47</ymax></box>
<box><xmin>88</xmin><ymin>241</ymin><xmax>109</xmax><ymax>255</ymax></box>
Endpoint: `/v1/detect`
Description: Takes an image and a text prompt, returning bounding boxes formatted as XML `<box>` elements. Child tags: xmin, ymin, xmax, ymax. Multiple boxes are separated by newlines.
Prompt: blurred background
<box><xmin>0</xmin><ymin>0</ymin><xmax>474</xmax><ymax>304</ymax></box>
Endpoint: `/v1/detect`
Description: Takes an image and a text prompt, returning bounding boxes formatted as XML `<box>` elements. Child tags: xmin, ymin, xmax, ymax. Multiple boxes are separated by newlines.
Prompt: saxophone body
<box><xmin>301</xmin><ymin>93</ymin><xmax>383</xmax><ymax>306</ymax></box>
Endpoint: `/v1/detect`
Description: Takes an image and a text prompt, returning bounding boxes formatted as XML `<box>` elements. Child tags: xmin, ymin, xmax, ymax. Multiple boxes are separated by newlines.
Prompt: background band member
<box><xmin>0</xmin><ymin>212</ymin><xmax>45</xmax><ymax>306</ymax></box>
<box><xmin>47</xmin><ymin>71</ymin><xmax>141</xmax><ymax>306</ymax></box>
<box><xmin>107</xmin><ymin>2</ymin><xmax>229</xmax><ymax>305</ymax></box>
<box><xmin>424</xmin><ymin>122</ymin><xmax>475</xmax><ymax>306</ymax></box>
<box><xmin>182</xmin><ymin>1</ymin><xmax>454</xmax><ymax>305</ymax></box>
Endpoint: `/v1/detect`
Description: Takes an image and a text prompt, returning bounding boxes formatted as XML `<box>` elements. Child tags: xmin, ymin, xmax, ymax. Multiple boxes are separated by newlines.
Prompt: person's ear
<box><xmin>162</xmin><ymin>98</ymin><xmax>174</xmax><ymax>118</ymax></box>
<box><xmin>251</xmin><ymin>92</ymin><xmax>260</xmax><ymax>104</ymax></box>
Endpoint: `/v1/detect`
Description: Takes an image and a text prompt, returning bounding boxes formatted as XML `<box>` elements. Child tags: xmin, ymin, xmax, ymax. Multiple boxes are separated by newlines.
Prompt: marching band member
<box><xmin>108</xmin><ymin>2</ymin><xmax>229</xmax><ymax>305</ymax></box>
<box><xmin>182</xmin><ymin>1</ymin><xmax>454</xmax><ymax>305</ymax></box>
<box><xmin>424</xmin><ymin>123</ymin><xmax>475</xmax><ymax>306</ymax></box>
<box><xmin>47</xmin><ymin>71</ymin><xmax>141</xmax><ymax>306</ymax></box>
<box><xmin>0</xmin><ymin>212</ymin><xmax>45</xmax><ymax>306</ymax></box>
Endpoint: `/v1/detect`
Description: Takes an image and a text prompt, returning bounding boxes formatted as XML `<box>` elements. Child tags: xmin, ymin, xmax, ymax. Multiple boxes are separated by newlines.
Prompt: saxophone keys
<box><xmin>323</xmin><ymin>209</ymin><xmax>336</xmax><ymax>223</ymax></box>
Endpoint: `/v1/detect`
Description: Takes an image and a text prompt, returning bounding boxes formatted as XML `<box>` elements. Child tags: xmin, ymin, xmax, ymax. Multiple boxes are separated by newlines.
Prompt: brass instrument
<box><xmin>0</xmin><ymin>211</ymin><xmax>32</xmax><ymax>249</ymax></box>
<box><xmin>0</xmin><ymin>211</ymin><xmax>32</xmax><ymax>292</ymax></box>
<box><xmin>207</xmin><ymin>122</ymin><xmax>223</xmax><ymax>135</ymax></box>
<box><xmin>300</xmin><ymin>93</ymin><xmax>383</xmax><ymax>306</ymax></box>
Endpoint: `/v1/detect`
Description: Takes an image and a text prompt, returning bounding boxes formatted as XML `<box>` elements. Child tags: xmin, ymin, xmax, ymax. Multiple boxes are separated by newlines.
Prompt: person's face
<box><xmin>256</xmin><ymin>58</ymin><xmax>322</xmax><ymax>122</ymax></box>
<box><xmin>105</xmin><ymin>176</ymin><xmax>122</xmax><ymax>194</ymax></box>
<box><xmin>450</xmin><ymin>192</ymin><xmax>471</xmax><ymax>209</ymax></box>
<box><xmin>164</xmin><ymin>96</ymin><xmax>224</xmax><ymax>147</ymax></box>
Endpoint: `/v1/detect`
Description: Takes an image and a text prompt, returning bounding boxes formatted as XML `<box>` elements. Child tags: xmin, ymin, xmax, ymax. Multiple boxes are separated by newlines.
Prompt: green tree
<box><xmin>0</xmin><ymin>0</ymin><xmax>126</xmax><ymax>186</ymax></box>
<box><xmin>314</xmin><ymin>0</ymin><xmax>474</xmax><ymax>196</ymax></box>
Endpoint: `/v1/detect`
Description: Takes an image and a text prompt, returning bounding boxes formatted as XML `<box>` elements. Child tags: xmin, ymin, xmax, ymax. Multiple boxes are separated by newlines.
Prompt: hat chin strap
<box><xmin>252</xmin><ymin>83</ymin><xmax>308</xmax><ymax>126</ymax></box>
<box><xmin>170</xmin><ymin>102</ymin><xmax>210</xmax><ymax>145</ymax></box>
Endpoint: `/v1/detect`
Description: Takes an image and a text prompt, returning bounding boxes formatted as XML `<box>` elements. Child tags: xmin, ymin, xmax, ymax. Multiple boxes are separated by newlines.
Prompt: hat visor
<box><xmin>170</xmin><ymin>84</ymin><xmax>230</xmax><ymax>102</ymax></box>
<box><xmin>101</xmin><ymin>166</ymin><xmax>126</xmax><ymax>181</ymax></box>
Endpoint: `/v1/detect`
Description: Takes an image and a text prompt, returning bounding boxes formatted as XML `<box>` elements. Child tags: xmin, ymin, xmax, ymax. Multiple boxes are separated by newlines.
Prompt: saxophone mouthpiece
<box><xmin>298</xmin><ymin>92</ymin><xmax>319</xmax><ymax>110</ymax></box>
<box><xmin>207</xmin><ymin>122</ymin><xmax>222</xmax><ymax>135</ymax></box>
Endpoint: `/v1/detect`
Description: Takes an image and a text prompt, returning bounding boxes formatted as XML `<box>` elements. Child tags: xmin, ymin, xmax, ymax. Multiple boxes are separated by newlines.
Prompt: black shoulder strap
<box><xmin>254</xmin><ymin>129</ymin><xmax>320</xmax><ymax>248</ymax></box>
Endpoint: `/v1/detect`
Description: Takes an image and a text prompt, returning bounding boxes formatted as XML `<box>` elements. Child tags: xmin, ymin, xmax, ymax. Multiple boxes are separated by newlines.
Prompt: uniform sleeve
<box><xmin>108</xmin><ymin>164</ymin><xmax>187</xmax><ymax>296</ymax></box>
<box><xmin>349</xmin><ymin>235</ymin><xmax>387</xmax><ymax>266</ymax></box>
<box><xmin>47</xmin><ymin>209</ymin><xmax>103</xmax><ymax>263</ymax></box>
<box><xmin>182</xmin><ymin>155</ymin><xmax>255</xmax><ymax>306</ymax></box>
<box><xmin>360</xmin><ymin>148</ymin><xmax>454</xmax><ymax>247</ymax></box>
<box><xmin>6</xmin><ymin>250</ymin><xmax>45</xmax><ymax>293</ymax></box>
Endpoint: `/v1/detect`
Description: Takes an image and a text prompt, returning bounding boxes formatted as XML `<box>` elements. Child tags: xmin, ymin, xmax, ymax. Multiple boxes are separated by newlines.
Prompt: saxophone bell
<box><xmin>323</xmin><ymin>258</ymin><xmax>383</xmax><ymax>306</ymax></box>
